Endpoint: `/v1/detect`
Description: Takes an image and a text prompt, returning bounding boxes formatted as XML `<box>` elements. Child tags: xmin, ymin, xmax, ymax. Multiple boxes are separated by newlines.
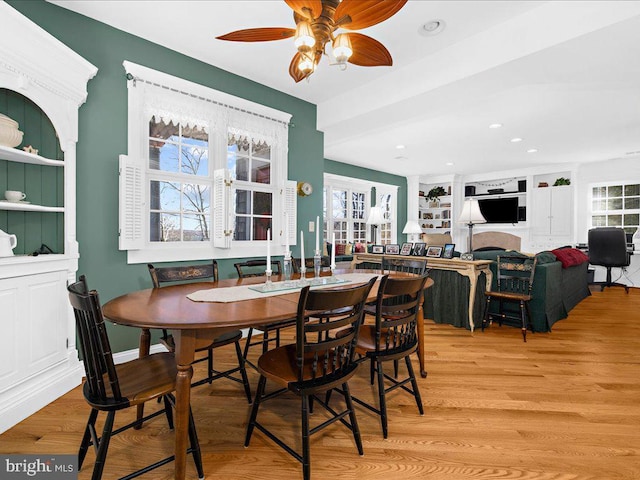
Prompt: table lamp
<box><xmin>366</xmin><ymin>205</ymin><xmax>384</xmax><ymax>244</ymax></box>
<box><xmin>402</xmin><ymin>220</ymin><xmax>423</xmax><ymax>243</ymax></box>
<box><xmin>458</xmin><ymin>199</ymin><xmax>486</xmax><ymax>252</ymax></box>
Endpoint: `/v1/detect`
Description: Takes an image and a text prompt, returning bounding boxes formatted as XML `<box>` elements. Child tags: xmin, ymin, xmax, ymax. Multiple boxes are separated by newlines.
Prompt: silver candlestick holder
<box><xmin>313</xmin><ymin>249</ymin><xmax>322</xmax><ymax>279</ymax></box>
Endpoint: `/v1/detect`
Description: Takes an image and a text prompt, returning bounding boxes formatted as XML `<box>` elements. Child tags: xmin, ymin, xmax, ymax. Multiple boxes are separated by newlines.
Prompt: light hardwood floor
<box><xmin>1</xmin><ymin>287</ymin><xmax>639</xmax><ymax>479</ymax></box>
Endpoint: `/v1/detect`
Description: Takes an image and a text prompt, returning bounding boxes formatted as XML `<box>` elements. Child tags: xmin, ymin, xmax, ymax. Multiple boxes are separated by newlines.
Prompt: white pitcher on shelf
<box><xmin>0</xmin><ymin>229</ymin><xmax>17</xmax><ymax>257</ymax></box>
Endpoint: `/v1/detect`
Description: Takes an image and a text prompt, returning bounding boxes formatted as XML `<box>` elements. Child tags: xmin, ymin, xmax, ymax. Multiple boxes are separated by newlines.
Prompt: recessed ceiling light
<box><xmin>394</xmin><ymin>156</ymin><xmax>408</xmax><ymax>160</ymax></box>
<box><xmin>510</xmin><ymin>137</ymin><xmax>523</xmax><ymax>143</ymax></box>
<box><xmin>445</xmin><ymin>162</ymin><xmax>454</xmax><ymax>166</ymax></box>
<box><xmin>418</xmin><ymin>19</ymin><xmax>446</xmax><ymax>37</ymax></box>
<box><xmin>527</xmin><ymin>148</ymin><xmax>538</xmax><ymax>153</ymax></box>
<box><xmin>396</xmin><ymin>144</ymin><xmax>405</xmax><ymax>150</ymax></box>
<box><xmin>488</xmin><ymin>123</ymin><xmax>503</xmax><ymax>129</ymax></box>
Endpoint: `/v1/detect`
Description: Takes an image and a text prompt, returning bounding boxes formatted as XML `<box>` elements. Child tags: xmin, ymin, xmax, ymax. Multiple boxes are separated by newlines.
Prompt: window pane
<box><xmin>234</xmin><ymin>216</ymin><xmax>251</xmax><ymax>241</ymax></box>
<box><xmin>608</xmin><ymin>198</ymin><xmax>623</xmax><ymax>210</ymax></box>
<box><xmin>150</xmin><ymin>141</ymin><xmax>179</xmax><ymax>172</ymax></box>
<box><xmin>592</xmin><ymin>215</ymin><xmax>606</xmax><ymax>227</ymax></box>
<box><xmin>253</xmin><ymin>191</ymin><xmax>272</xmax><ymax>215</ymax></box>
<box><xmin>180</xmin><ymin>144</ymin><xmax>208</xmax><ymax>176</ymax></box>
<box><xmin>332</xmin><ymin>190</ymin><xmax>347</xmax><ymax>219</ymax></box>
<box><xmin>251</xmin><ymin>159</ymin><xmax>271</xmax><ymax>184</ymax></box>
<box><xmin>150</xmin><ymin>181</ymin><xmax>180</xmax><ymax>211</ymax></box>
<box><xmin>592</xmin><ymin>186</ymin><xmax>606</xmax><ymax>199</ymax></box>
<box><xmin>150</xmin><ymin>213</ymin><xmax>180</xmax><ymax>242</ymax></box>
<box><xmin>625</xmin><ymin>184</ymin><xmax>640</xmax><ymax>196</ymax></box>
<box><xmin>235</xmin><ymin>189</ymin><xmax>251</xmax><ymax>215</ymax></box>
<box><xmin>253</xmin><ymin>217</ymin><xmax>271</xmax><ymax>240</ymax></box>
<box><xmin>183</xmin><ymin>184</ymin><xmax>210</xmax><ymax>213</ymax></box>
<box><xmin>183</xmin><ymin>214</ymin><xmax>209</xmax><ymax>241</ymax></box>
<box><xmin>592</xmin><ymin>199</ymin><xmax>607</xmax><ymax>211</ymax></box>
<box><xmin>235</xmin><ymin>157</ymin><xmax>250</xmax><ymax>181</ymax></box>
<box><xmin>608</xmin><ymin>214</ymin><xmax>622</xmax><ymax>226</ymax></box>
<box><xmin>624</xmin><ymin>214</ymin><xmax>639</xmax><ymax>226</ymax></box>
<box><xmin>608</xmin><ymin>185</ymin><xmax>623</xmax><ymax>197</ymax></box>
<box><xmin>625</xmin><ymin>197</ymin><xmax>640</xmax><ymax>209</ymax></box>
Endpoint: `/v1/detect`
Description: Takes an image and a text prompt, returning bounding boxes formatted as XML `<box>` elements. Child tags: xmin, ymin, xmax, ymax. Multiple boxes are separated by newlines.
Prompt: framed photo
<box><xmin>442</xmin><ymin>243</ymin><xmax>455</xmax><ymax>259</ymax></box>
<box><xmin>372</xmin><ymin>244</ymin><xmax>384</xmax><ymax>254</ymax></box>
<box><xmin>400</xmin><ymin>242</ymin><xmax>413</xmax><ymax>256</ymax></box>
<box><xmin>426</xmin><ymin>245</ymin><xmax>443</xmax><ymax>258</ymax></box>
<box><xmin>412</xmin><ymin>242</ymin><xmax>426</xmax><ymax>256</ymax></box>
<box><xmin>385</xmin><ymin>243</ymin><xmax>400</xmax><ymax>255</ymax></box>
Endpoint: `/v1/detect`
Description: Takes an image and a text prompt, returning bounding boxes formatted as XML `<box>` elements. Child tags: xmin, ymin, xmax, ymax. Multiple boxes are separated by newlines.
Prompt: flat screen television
<box><xmin>478</xmin><ymin>197</ymin><xmax>519</xmax><ymax>224</ymax></box>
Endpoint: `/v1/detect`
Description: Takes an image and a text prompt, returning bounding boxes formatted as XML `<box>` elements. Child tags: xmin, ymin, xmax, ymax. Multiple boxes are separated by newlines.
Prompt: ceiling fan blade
<box><xmin>347</xmin><ymin>33</ymin><xmax>393</xmax><ymax>67</ymax></box>
<box><xmin>285</xmin><ymin>0</ymin><xmax>323</xmax><ymax>20</ymax></box>
<box><xmin>216</xmin><ymin>27</ymin><xmax>296</xmax><ymax>42</ymax></box>
<box><xmin>335</xmin><ymin>0</ymin><xmax>407</xmax><ymax>30</ymax></box>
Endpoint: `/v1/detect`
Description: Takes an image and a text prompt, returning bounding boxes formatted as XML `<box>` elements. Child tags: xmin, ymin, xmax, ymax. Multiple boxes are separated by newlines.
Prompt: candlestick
<box><xmin>330</xmin><ymin>232</ymin><xmax>336</xmax><ymax>271</ymax></box>
<box><xmin>284</xmin><ymin>212</ymin><xmax>289</xmax><ymax>253</ymax></box>
<box><xmin>300</xmin><ymin>230</ymin><xmax>306</xmax><ymax>276</ymax></box>
<box><xmin>266</xmin><ymin>228</ymin><xmax>272</xmax><ymax>275</ymax></box>
<box><xmin>315</xmin><ymin>215</ymin><xmax>319</xmax><ymax>251</ymax></box>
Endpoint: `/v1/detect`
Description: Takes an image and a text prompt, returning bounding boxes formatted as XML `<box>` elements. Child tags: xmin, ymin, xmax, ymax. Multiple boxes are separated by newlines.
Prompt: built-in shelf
<box><xmin>0</xmin><ymin>145</ymin><xmax>64</xmax><ymax>167</ymax></box>
<box><xmin>466</xmin><ymin>190</ymin><xmax>525</xmax><ymax>198</ymax></box>
<box><xmin>0</xmin><ymin>201</ymin><xmax>63</xmax><ymax>212</ymax></box>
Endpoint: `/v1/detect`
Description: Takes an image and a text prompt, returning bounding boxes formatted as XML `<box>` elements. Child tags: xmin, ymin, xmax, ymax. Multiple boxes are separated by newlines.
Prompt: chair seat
<box><xmin>161</xmin><ymin>329</ymin><xmax>243</xmax><ymax>352</ymax></box>
<box><xmin>257</xmin><ymin>344</ymin><xmax>355</xmax><ymax>387</ymax></box>
<box><xmin>85</xmin><ymin>352</ymin><xmax>177</xmax><ymax>409</ymax></box>
<box><xmin>485</xmin><ymin>291</ymin><xmax>532</xmax><ymax>302</ymax></box>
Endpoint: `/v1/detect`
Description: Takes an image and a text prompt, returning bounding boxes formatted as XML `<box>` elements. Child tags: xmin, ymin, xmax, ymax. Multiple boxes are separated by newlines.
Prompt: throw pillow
<box><xmin>335</xmin><ymin>243</ymin><xmax>346</xmax><ymax>256</ymax></box>
<box><xmin>551</xmin><ymin>248</ymin><xmax>589</xmax><ymax>268</ymax></box>
<box><xmin>344</xmin><ymin>243</ymin><xmax>353</xmax><ymax>255</ymax></box>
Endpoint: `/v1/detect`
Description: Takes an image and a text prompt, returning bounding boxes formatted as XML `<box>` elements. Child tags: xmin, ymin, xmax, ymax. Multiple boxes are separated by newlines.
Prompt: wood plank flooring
<box><xmin>1</xmin><ymin>287</ymin><xmax>639</xmax><ymax>479</ymax></box>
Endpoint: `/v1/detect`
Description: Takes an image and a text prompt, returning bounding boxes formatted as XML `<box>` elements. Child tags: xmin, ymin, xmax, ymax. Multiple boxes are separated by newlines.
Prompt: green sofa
<box><xmin>472</xmin><ymin>249</ymin><xmax>591</xmax><ymax>332</ymax></box>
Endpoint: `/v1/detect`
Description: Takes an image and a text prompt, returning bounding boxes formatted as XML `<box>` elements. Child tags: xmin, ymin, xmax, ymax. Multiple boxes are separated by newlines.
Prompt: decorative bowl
<box><xmin>0</xmin><ymin>124</ymin><xmax>23</xmax><ymax>148</ymax></box>
<box><xmin>0</xmin><ymin>113</ymin><xmax>19</xmax><ymax>129</ymax></box>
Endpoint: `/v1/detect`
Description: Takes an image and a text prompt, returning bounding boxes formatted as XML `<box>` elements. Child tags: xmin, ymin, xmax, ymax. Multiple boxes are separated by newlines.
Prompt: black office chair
<box><xmin>587</xmin><ymin>227</ymin><xmax>630</xmax><ymax>293</ymax></box>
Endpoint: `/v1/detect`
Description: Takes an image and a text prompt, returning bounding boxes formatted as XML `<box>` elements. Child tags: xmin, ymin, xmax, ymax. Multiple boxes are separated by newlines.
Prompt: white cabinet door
<box><xmin>549</xmin><ymin>186</ymin><xmax>572</xmax><ymax>237</ymax></box>
<box><xmin>531</xmin><ymin>186</ymin><xmax>572</xmax><ymax>237</ymax></box>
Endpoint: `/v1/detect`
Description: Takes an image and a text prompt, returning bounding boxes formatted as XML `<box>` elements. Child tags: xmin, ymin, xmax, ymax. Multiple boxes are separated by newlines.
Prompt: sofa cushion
<box><xmin>551</xmin><ymin>247</ymin><xmax>589</xmax><ymax>268</ymax></box>
<box><xmin>535</xmin><ymin>251</ymin><xmax>558</xmax><ymax>264</ymax></box>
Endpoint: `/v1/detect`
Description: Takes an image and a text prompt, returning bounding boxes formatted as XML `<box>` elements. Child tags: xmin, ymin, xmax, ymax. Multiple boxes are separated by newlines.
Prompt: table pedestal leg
<box><xmin>173</xmin><ymin>331</ymin><xmax>196</xmax><ymax>480</ymax></box>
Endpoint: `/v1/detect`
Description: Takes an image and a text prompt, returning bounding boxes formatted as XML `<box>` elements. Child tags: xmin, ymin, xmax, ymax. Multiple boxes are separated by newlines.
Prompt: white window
<box><xmin>323</xmin><ymin>173</ymin><xmax>397</xmax><ymax>245</ymax></box>
<box><xmin>590</xmin><ymin>182</ymin><xmax>640</xmax><ymax>234</ymax></box>
<box><xmin>119</xmin><ymin>62</ymin><xmax>295</xmax><ymax>264</ymax></box>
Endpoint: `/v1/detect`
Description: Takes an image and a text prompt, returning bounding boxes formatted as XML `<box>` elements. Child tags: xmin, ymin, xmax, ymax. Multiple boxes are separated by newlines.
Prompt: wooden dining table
<box><xmin>101</xmin><ymin>271</ymin><xmax>433</xmax><ymax>480</ymax></box>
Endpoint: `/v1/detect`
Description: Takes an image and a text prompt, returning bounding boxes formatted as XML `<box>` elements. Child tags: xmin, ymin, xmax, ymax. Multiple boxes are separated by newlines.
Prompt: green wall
<box><xmin>8</xmin><ymin>1</ymin><xmax>406</xmax><ymax>354</ymax></box>
<box><xmin>9</xmin><ymin>0</ymin><xmax>324</xmax><ymax>352</ymax></box>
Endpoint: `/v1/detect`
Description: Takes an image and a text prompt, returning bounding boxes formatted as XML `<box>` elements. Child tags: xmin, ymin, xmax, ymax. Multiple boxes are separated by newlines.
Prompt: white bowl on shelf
<box><xmin>0</xmin><ymin>124</ymin><xmax>23</xmax><ymax>148</ymax></box>
<box><xmin>0</xmin><ymin>113</ymin><xmax>19</xmax><ymax>129</ymax></box>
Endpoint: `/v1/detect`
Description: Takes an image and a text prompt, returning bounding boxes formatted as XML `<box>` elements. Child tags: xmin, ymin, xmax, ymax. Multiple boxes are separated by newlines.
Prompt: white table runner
<box><xmin>187</xmin><ymin>273</ymin><xmax>379</xmax><ymax>303</ymax></box>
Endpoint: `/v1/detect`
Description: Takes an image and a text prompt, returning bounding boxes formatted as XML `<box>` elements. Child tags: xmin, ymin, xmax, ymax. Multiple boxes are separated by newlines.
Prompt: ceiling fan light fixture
<box><xmin>294</xmin><ymin>21</ymin><xmax>315</xmax><ymax>50</ymax></box>
<box><xmin>298</xmin><ymin>54</ymin><xmax>315</xmax><ymax>74</ymax></box>
<box><xmin>332</xmin><ymin>33</ymin><xmax>353</xmax><ymax>64</ymax></box>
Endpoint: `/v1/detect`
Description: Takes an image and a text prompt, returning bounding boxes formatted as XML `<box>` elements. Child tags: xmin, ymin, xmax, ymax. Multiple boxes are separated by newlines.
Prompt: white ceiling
<box><xmin>49</xmin><ymin>0</ymin><xmax>640</xmax><ymax>178</ymax></box>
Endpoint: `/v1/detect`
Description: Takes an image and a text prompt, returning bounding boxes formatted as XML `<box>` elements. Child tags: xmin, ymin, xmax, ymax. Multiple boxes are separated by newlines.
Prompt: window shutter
<box><xmin>118</xmin><ymin>154</ymin><xmax>145</xmax><ymax>250</ymax></box>
<box><xmin>213</xmin><ymin>168</ymin><xmax>232</xmax><ymax>249</ymax></box>
<box><xmin>281</xmin><ymin>180</ymin><xmax>297</xmax><ymax>246</ymax></box>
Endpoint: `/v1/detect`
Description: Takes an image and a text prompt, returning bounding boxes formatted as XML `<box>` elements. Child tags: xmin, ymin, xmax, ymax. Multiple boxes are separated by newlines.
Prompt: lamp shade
<box><xmin>366</xmin><ymin>205</ymin><xmax>384</xmax><ymax>225</ymax></box>
<box><xmin>458</xmin><ymin>199</ymin><xmax>486</xmax><ymax>225</ymax></box>
<box><xmin>402</xmin><ymin>220</ymin><xmax>423</xmax><ymax>235</ymax></box>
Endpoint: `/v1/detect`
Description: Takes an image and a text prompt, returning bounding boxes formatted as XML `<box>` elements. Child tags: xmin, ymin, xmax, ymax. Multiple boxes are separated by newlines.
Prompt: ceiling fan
<box><xmin>216</xmin><ymin>0</ymin><xmax>408</xmax><ymax>82</ymax></box>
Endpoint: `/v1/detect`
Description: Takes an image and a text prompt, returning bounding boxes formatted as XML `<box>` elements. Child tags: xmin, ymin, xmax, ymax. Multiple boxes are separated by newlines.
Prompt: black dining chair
<box><xmin>482</xmin><ymin>254</ymin><xmax>537</xmax><ymax>342</ymax></box>
<box><xmin>68</xmin><ymin>276</ymin><xmax>204</xmax><ymax>480</ymax></box>
<box><xmin>148</xmin><ymin>261</ymin><xmax>252</xmax><ymax>401</ymax></box>
<box><xmin>234</xmin><ymin>259</ymin><xmax>296</xmax><ymax>369</ymax></box>
<box><xmin>336</xmin><ymin>274</ymin><xmax>429</xmax><ymax>438</ymax></box>
<box><xmin>245</xmin><ymin>277</ymin><xmax>376</xmax><ymax>480</ymax></box>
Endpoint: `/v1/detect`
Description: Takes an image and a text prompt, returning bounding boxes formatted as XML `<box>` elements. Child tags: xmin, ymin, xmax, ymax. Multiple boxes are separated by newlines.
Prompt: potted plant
<box><xmin>427</xmin><ymin>186</ymin><xmax>446</xmax><ymax>207</ymax></box>
<box><xmin>553</xmin><ymin>177</ymin><xmax>571</xmax><ymax>186</ymax></box>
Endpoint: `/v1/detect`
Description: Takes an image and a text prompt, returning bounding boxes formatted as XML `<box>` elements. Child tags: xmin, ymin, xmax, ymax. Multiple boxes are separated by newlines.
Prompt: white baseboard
<box><xmin>0</xmin><ymin>353</ymin><xmax>83</xmax><ymax>434</ymax></box>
